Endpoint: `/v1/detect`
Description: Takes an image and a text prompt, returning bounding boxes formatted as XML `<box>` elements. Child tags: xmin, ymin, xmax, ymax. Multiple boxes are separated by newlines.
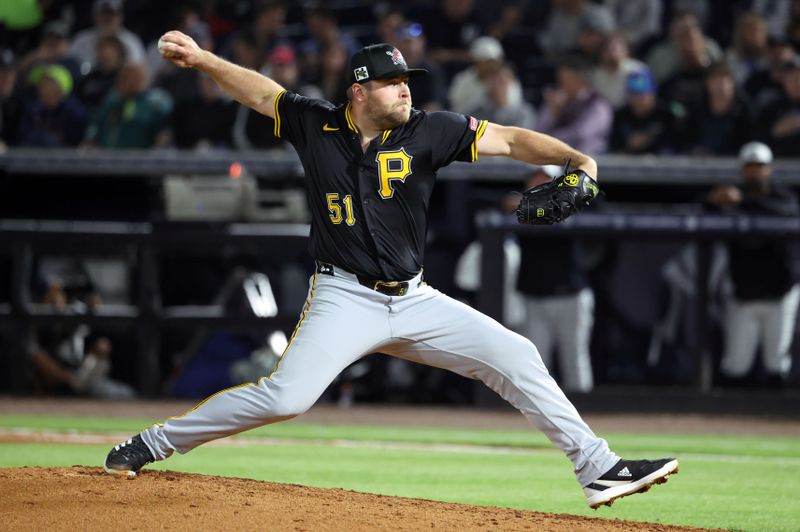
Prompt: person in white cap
<box><xmin>706</xmin><ymin>141</ymin><xmax>800</xmax><ymax>382</ymax></box>
<box><xmin>448</xmin><ymin>36</ymin><xmax>523</xmax><ymax>116</ymax></box>
<box><xmin>68</xmin><ymin>0</ymin><xmax>146</xmax><ymax>71</ymax></box>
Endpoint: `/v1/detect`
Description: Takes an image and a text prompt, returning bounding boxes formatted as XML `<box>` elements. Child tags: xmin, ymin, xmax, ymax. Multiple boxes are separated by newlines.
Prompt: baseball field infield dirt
<box><xmin>1</xmin><ymin>466</ymin><xmax>709</xmax><ymax>532</ymax></box>
<box><xmin>2</xmin><ymin>399</ymin><xmax>768</xmax><ymax>531</ymax></box>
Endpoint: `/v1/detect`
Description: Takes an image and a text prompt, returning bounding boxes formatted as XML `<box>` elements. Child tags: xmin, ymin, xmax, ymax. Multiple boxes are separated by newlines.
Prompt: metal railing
<box><xmin>477</xmin><ymin>210</ymin><xmax>800</xmax><ymax>393</ymax></box>
<box><xmin>0</xmin><ymin>221</ymin><xmax>311</xmax><ymax>396</ymax></box>
<box><xmin>3</xmin><ymin>147</ymin><xmax>800</xmax><ymax>184</ymax></box>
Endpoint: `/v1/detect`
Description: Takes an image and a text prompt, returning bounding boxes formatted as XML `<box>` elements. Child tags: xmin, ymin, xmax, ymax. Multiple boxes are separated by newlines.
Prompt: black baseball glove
<box><xmin>516</xmin><ymin>169</ymin><xmax>600</xmax><ymax>225</ymax></box>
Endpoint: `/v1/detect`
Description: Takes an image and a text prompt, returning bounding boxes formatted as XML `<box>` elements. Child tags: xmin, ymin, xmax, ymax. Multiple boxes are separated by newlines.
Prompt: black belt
<box><xmin>316</xmin><ymin>261</ymin><xmax>418</xmax><ymax>296</ymax></box>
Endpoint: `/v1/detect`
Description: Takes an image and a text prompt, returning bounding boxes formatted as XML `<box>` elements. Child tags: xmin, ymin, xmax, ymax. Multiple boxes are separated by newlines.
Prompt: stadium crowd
<box><xmin>3</xmin><ymin>0</ymin><xmax>800</xmax><ymax>399</ymax></box>
<box><xmin>1</xmin><ymin>0</ymin><xmax>800</xmax><ymax>158</ymax></box>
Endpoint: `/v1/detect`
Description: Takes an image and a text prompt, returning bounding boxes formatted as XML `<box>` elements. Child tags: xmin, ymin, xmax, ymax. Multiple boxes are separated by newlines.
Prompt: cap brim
<box><xmin>371</xmin><ymin>68</ymin><xmax>428</xmax><ymax>81</ymax></box>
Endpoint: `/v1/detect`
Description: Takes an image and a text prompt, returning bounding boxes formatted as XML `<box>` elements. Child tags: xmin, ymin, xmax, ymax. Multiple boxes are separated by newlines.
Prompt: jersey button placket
<box><xmin>358</xmin><ymin>168</ymin><xmax>379</xmax><ymax>240</ymax></box>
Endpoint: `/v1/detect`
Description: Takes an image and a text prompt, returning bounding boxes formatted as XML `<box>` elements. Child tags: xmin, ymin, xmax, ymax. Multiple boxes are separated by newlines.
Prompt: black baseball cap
<box><xmin>349</xmin><ymin>43</ymin><xmax>427</xmax><ymax>84</ymax></box>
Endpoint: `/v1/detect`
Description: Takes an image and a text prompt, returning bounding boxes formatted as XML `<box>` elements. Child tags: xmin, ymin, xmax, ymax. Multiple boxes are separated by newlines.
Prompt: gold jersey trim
<box><xmin>273</xmin><ymin>89</ymin><xmax>287</xmax><ymax>138</ymax></box>
<box><xmin>344</xmin><ymin>102</ymin><xmax>359</xmax><ymax>132</ymax></box>
<box><xmin>471</xmin><ymin>119</ymin><xmax>488</xmax><ymax>162</ymax></box>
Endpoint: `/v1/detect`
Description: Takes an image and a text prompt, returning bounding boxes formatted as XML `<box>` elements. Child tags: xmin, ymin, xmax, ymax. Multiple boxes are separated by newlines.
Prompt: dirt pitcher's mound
<box><xmin>1</xmin><ymin>467</ymin><xmax>703</xmax><ymax>531</ymax></box>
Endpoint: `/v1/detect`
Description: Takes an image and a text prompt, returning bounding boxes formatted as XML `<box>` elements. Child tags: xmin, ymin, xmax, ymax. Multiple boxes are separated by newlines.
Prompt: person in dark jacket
<box><xmin>17</xmin><ymin>64</ymin><xmax>87</xmax><ymax>147</ymax></box>
<box><xmin>171</xmin><ymin>73</ymin><xmax>236</xmax><ymax>149</ymax></box>
<box><xmin>761</xmin><ymin>58</ymin><xmax>800</xmax><ymax>157</ymax></box>
<box><xmin>515</xmin><ymin>166</ymin><xmax>596</xmax><ymax>392</ymax></box>
<box><xmin>706</xmin><ymin>141</ymin><xmax>800</xmax><ymax>381</ymax></box>
<box><xmin>684</xmin><ymin>62</ymin><xmax>753</xmax><ymax>155</ymax></box>
<box><xmin>610</xmin><ymin>68</ymin><xmax>682</xmax><ymax>154</ymax></box>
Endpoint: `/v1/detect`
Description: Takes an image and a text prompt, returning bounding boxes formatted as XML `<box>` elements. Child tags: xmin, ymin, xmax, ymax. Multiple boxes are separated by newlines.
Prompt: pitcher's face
<box><xmin>363</xmin><ymin>75</ymin><xmax>412</xmax><ymax>129</ymax></box>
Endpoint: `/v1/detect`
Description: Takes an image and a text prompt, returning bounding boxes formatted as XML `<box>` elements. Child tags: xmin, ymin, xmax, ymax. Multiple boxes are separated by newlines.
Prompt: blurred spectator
<box><xmin>422</xmin><ymin>0</ymin><xmax>482</xmax><ymax>78</ymax></box>
<box><xmin>590</xmin><ymin>32</ymin><xmax>648</xmax><ymax>109</ymax></box>
<box><xmin>574</xmin><ymin>13</ymin><xmax>616</xmax><ymax>62</ymax></box>
<box><xmin>266</xmin><ymin>45</ymin><xmax>322</xmax><ymax>100</ymax></box>
<box><xmin>0</xmin><ymin>49</ymin><xmax>21</xmax><ymax>150</ymax></box>
<box><xmin>514</xmin><ymin>166</ymin><xmax>595</xmax><ymax>393</ymax></box>
<box><xmin>394</xmin><ymin>22</ymin><xmax>445</xmax><ymax>111</ymax></box>
<box><xmin>610</xmin><ymin>69</ymin><xmax>682</xmax><ymax>154</ymax></box>
<box><xmin>658</xmin><ymin>16</ymin><xmax>719</xmax><ymax>111</ymax></box>
<box><xmin>603</xmin><ymin>0</ymin><xmax>663</xmax><ymax>52</ymax></box>
<box><xmin>317</xmin><ymin>40</ymin><xmax>350</xmax><ymax>105</ymax></box>
<box><xmin>706</xmin><ymin>142</ymin><xmax>800</xmax><ymax>383</ymax></box>
<box><xmin>77</xmin><ymin>34</ymin><xmax>126</xmax><ymax>113</ymax></box>
<box><xmin>69</xmin><ymin>0</ymin><xmax>146</xmax><ymax>74</ymax></box>
<box><xmin>750</xmin><ymin>0</ymin><xmax>790</xmax><ymax>41</ymax></box>
<box><xmin>28</xmin><ymin>279</ymin><xmax>134</xmax><ymax>399</ymax></box>
<box><xmin>487</xmin><ymin>2</ymin><xmax>526</xmax><ymax>43</ymax></box>
<box><xmin>472</xmin><ymin>63</ymin><xmax>536</xmax><ymax>128</ymax></box>
<box><xmin>647</xmin><ymin>12</ymin><xmax>722</xmax><ymax>82</ymax></box>
<box><xmin>453</xmin><ymin>206</ymin><xmax>525</xmax><ymax>332</ymax></box>
<box><xmin>233</xmin><ymin>45</ymin><xmax>321</xmax><ymax>150</ymax></box>
<box><xmin>683</xmin><ymin>63</ymin><xmax>753</xmax><ymax>155</ymax></box>
<box><xmin>761</xmin><ymin>58</ymin><xmax>800</xmax><ymax>156</ymax></box>
<box><xmin>299</xmin><ymin>7</ymin><xmax>361</xmax><ymax>85</ymax></box>
<box><xmin>172</xmin><ymin>74</ymin><xmax>236</xmax><ymax>150</ymax></box>
<box><xmin>744</xmin><ymin>37</ymin><xmax>797</xmax><ymax>109</ymax></box>
<box><xmin>787</xmin><ymin>0</ymin><xmax>800</xmax><ymax>50</ymax></box>
<box><xmin>17</xmin><ymin>64</ymin><xmax>87</xmax><ymax>147</ymax></box>
<box><xmin>375</xmin><ymin>6</ymin><xmax>406</xmax><ymax>47</ymax></box>
<box><xmin>486</xmin><ymin>3</ymin><xmax>543</xmax><ymax>74</ymax></box>
<box><xmin>539</xmin><ymin>0</ymin><xmax>615</xmax><ymax>55</ymax></box>
<box><xmin>726</xmin><ymin>13</ymin><xmax>770</xmax><ymax>87</ymax></box>
<box><xmin>449</xmin><ymin>37</ymin><xmax>521</xmax><ymax>115</ymax></box>
<box><xmin>86</xmin><ymin>63</ymin><xmax>172</xmax><ymax>148</ymax></box>
<box><xmin>455</xmin><ymin>216</ymin><xmax>525</xmax><ymax>332</ymax></box>
<box><xmin>228</xmin><ymin>30</ymin><xmax>261</xmax><ymax>71</ymax></box>
<box><xmin>536</xmin><ymin>56</ymin><xmax>613</xmax><ymax>155</ymax></box>
<box><xmin>18</xmin><ymin>21</ymin><xmax>81</xmax><ymax>84</ymax></box>
<box><xmin>669</xmin><ymin>0</ymin><xmax>711</xmax><ymax>28</ymax></box>
<box><xmin>219</xmin><ymin>0</ymin><xmax>290</xmax><ymax>69</ymax></box>
<box><xmin>0</xmin><ymin>0</ymin><xmax>44</xmax><ymax>54</ymax></box>
<box><xmin>250</xmin><ymin>0</ymin><xmax>290</xmax><ymax>55</ymax></box>
<box><xmin>198</xmin><ymin>0</ymin><xmax>256</xmax><ymax>39</ymax></box>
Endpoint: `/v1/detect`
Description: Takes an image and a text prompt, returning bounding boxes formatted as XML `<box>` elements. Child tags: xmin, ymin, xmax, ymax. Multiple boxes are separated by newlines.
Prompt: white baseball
<box><xmin>157</xmin><ymin>38</ymin><xmax>179</xmax><ymax>59</ymax></box>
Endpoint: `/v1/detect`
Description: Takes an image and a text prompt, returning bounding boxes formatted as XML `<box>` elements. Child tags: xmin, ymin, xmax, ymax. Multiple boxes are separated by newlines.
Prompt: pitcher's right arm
<box><xmin>158</xmin><ymin>30</ymin><xmax>283</xmax><ymax>119</ymax></box>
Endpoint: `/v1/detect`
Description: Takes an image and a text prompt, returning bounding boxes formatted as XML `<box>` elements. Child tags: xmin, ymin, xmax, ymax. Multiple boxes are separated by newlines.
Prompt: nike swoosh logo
<box><xmin>322</xmin><ymin>123</ymin><xmax>339</xmax><ymax>132</ymax></box>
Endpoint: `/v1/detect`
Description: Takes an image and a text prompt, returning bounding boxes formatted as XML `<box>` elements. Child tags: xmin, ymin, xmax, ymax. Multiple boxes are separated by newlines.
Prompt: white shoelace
<box><xmin>114</xmin><ymin>438</ymin><xmax>133</xmax><ymax>451</ymax></box>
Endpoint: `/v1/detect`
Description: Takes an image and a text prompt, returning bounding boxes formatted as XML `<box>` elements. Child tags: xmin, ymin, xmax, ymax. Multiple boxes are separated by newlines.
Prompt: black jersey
<box><xmin>274</xmin><ymin>90</ymin><xmax>488</xmax><ymax>280</ymax></box>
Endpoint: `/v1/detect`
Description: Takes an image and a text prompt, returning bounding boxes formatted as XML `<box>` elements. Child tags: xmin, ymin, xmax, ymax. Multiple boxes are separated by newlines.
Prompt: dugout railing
<box><xmin>2</xmin><ymin>149</ymin><xmax>800</xmax><ymax>405</ymax></box>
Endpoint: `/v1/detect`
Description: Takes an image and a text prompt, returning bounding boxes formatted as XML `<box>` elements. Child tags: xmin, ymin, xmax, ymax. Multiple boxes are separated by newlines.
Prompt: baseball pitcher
<box><xmin>105</xmin><ymin>33</ymin><xmax>678</xmax><ymax>508</ymax></box>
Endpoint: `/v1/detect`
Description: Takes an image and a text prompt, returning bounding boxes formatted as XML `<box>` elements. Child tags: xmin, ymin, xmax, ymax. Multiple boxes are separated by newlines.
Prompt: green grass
<box><xmin>1</xmin><ymin>414</ymin><xmax>799</xmax><ymax>531</ymax></box>
<box><xmin>2</xmin><ymin>414</ymin><xmax>799</xmax><ymax>459</ymax></box>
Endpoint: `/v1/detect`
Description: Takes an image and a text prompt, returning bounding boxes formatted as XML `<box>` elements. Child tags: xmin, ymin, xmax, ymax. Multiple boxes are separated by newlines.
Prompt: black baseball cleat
<box><xmin>103</xmin><ymin>434</ymin><xmax>155</xmax><ymax>479</ymax></box>
<box><xmin>584</xmin><ymin>458</ymin><xmax>679</xmax><ymax>509</ymax></box>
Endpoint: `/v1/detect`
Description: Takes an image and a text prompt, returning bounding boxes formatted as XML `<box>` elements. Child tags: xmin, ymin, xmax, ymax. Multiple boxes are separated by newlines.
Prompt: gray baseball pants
<box><xmin>142</xmin><ymin>266</ymin><xmax>618</xmax><ymax>486</ymax></box>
